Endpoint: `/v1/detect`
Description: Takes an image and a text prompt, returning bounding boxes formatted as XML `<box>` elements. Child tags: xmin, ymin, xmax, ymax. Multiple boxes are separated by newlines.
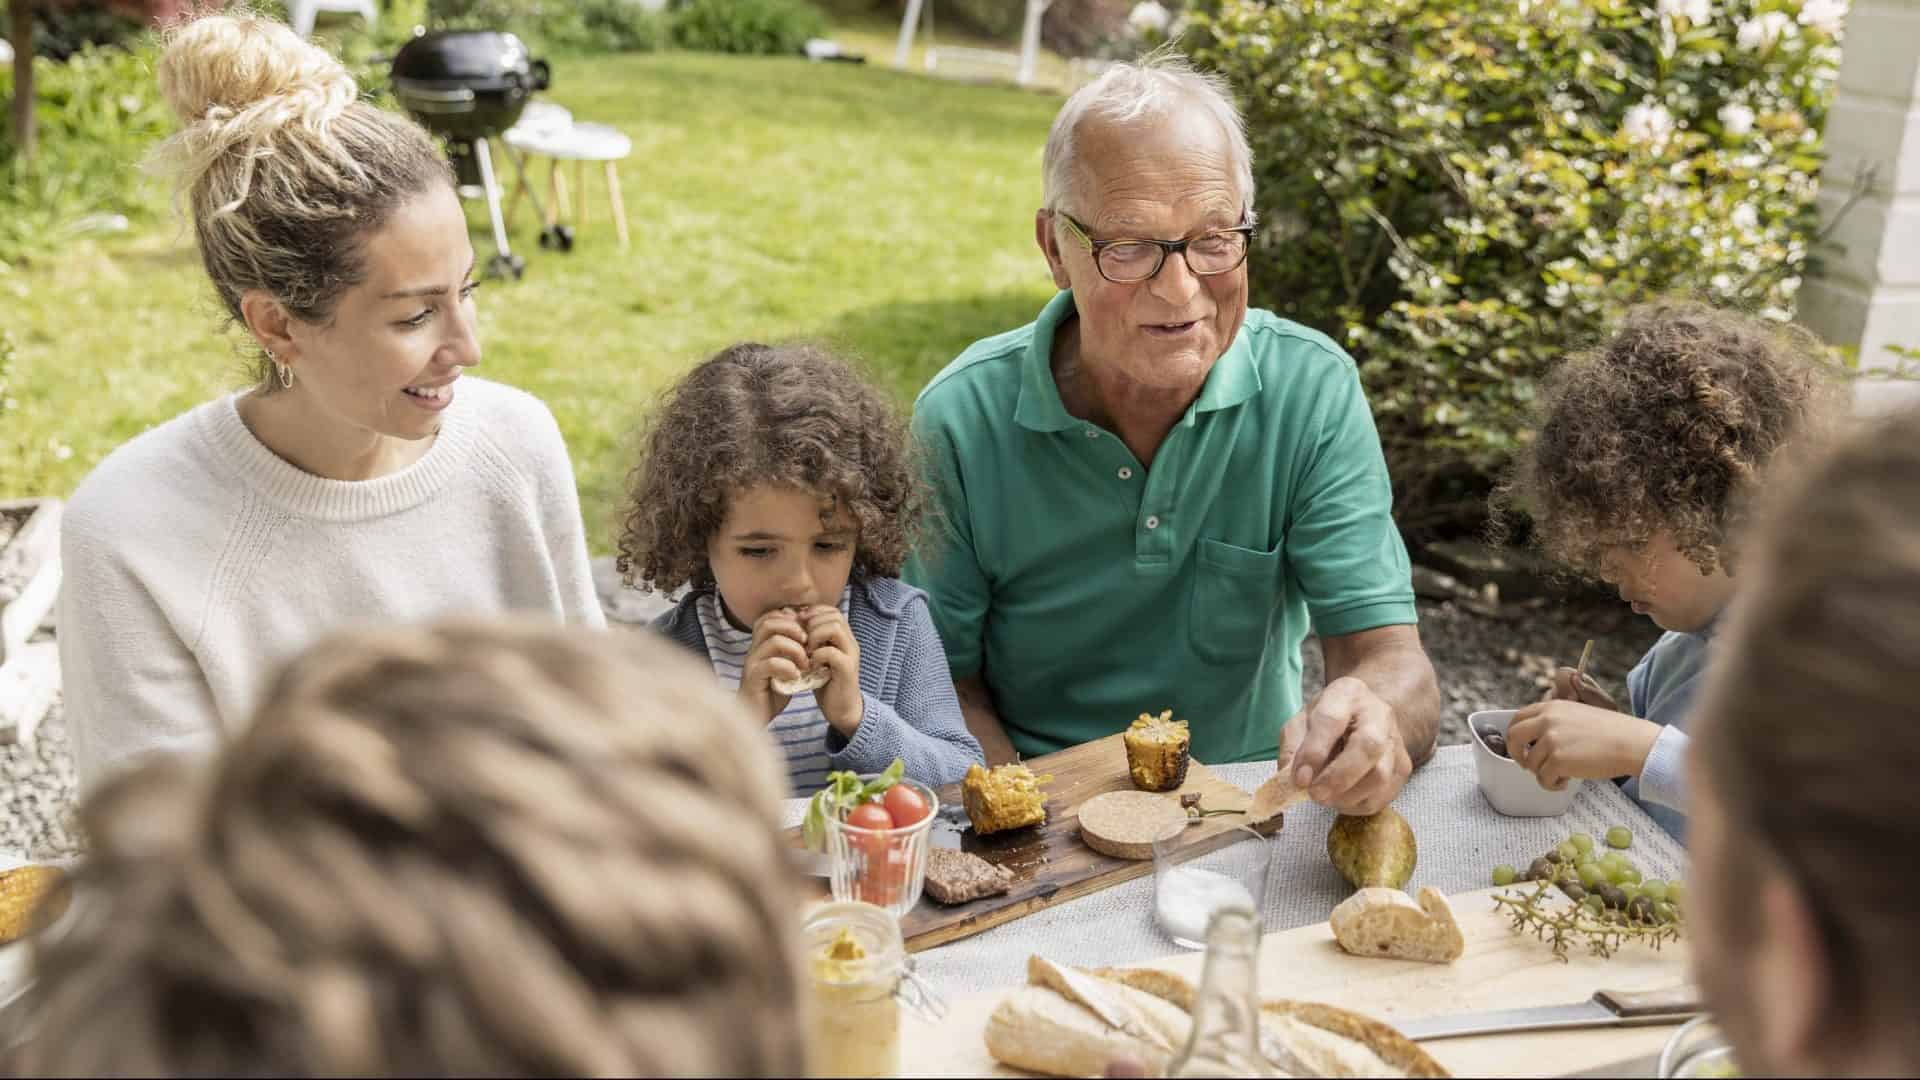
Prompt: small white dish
<box><xmin>1469</xmin><ymin>708</ymin><xmax>1580</xmax><ymax>817</ymax></box>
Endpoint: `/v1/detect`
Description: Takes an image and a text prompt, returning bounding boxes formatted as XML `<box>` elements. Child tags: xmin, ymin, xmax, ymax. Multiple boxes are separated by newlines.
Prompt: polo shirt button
<box><xmin>1085</xmin><ymin>428</ymin><xmax>1098</xmax><ymax>438</ymax></box>
<box><xmin>1145</xmin><ymin>515</ymin><xmax>1161</xmax><ymax>529</ymax></box>
<box><xmin>1117</xmin><ymin>467</ymin><xmax>1133</xmax><ymax>480</ymax></box>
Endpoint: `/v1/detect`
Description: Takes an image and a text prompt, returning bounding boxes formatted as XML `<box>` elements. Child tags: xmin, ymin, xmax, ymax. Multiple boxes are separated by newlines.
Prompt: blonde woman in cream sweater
<box><xmin>57</xmin><ymin>14</ymin><xmax>602</xmax><ymax>793</ymax></box>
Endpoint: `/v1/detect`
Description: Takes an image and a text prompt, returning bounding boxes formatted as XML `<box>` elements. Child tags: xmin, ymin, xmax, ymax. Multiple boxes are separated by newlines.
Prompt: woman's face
<box><xmin>281</xmin><ymin>183</ymin><xmax>480</xmax><ymax>441</ymax></box>
<box><xmin>705</xmin><ymin>485</ymin><xmax>858</xmax><ymax>631</ymax></box>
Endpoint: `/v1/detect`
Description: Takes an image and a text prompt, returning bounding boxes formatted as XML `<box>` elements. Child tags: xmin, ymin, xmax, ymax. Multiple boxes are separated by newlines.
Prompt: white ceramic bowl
<box><xmin>1469</xmin><ymin>708</ymin><xmax>1581</xmax><ymax>817</ymax></box>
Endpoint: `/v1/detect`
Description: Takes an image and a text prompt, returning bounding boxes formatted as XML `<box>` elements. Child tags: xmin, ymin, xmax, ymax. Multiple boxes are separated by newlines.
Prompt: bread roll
<box><xmin>1329</xmin><ymin>886</ymin><xmax>1465</xmax><ymax>964</ymax></box>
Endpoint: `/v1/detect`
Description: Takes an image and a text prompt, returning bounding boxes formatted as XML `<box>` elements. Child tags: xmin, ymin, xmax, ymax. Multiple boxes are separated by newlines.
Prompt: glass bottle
<box><xmin>1165</xmin><ymin>907</ymin><xmax>1272</xmax><ymax>1078</ymax></box>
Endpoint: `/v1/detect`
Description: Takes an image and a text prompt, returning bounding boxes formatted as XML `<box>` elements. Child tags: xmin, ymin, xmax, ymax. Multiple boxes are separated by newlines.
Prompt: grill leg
<box><xmin>472</xmin><ymin>137</ymin><xmax>513</xmax><ymax>259</ymax></box>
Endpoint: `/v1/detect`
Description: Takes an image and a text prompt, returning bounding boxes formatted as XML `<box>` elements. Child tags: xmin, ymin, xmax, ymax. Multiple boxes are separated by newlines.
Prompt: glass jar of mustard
<box><xmin>804</xmin><ymin>901</ymin><xmax>906</xmax><ymax>1078</ymax></box>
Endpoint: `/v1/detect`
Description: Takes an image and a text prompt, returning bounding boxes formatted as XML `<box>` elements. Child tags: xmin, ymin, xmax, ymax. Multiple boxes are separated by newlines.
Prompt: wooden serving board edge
<box><xmin>905</xmin><ymin>812</ymin><xmax>1282</xmax><ymax>952</ymax></box>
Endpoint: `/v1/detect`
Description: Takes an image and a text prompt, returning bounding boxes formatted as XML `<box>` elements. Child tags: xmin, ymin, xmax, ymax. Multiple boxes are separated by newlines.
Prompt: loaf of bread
<box><xmin>1329</xmin><ymin>886</ymin><xmax>1465</xmax><ymax>964</ymax></box>
<box><xmin>984</xmin><ymin>957</ymin><xmax>1451</xmax><ymax>1078</ymax></box>
<box><xmin>1124</xmin><ymin>710</ymin><xmax>1192</xmax><ymax>792</ymax></box>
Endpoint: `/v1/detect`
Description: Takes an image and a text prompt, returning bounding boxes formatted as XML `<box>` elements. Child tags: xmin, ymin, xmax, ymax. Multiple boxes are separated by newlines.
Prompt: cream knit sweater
<box><xmin>57</xmin><ymin>377</ymin><xmax>605</xmax><ymax>793</ymax></box>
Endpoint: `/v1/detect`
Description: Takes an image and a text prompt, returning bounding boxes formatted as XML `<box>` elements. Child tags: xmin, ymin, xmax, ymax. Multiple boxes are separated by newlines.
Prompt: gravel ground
<box><xmin>0</xmin><ymin>584</ymin><xmax>1659</xmax><ymax>859</ymax></box>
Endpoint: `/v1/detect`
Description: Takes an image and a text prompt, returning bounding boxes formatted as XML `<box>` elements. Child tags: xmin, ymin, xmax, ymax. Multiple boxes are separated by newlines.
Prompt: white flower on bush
<box><xmin>1798</xmin><ymin>0</ymin><xmax>1847</xmax><ymax>34</ymax></box>
<box><xmin>1623</xmin><ymin>101</ymin><xmax>1677</xmax><ymax>148</ymax></box>
<box><xmin>1657</xmin><ymin>0</ymin><xmax>1710</xmax><ymax>23</ymax></box>
<box><xmin>1737</xmin><ymin>11</ymin><xmax>1796</xmax><ymax>49</ymax></box>
<box><xmin>1128</xmin><ymin>1</ymin><xmax>1172</xmax><ymax>36</ymax></box>
<box><xmin>1731</xmin><ymin>202</ymin><xmax>1761</xmax><ymax>230</ymax></box>
<box><xmin>1719</xmin><ymin>101</ymin><xmax>1756</xmax><ymax>136</ymax></box>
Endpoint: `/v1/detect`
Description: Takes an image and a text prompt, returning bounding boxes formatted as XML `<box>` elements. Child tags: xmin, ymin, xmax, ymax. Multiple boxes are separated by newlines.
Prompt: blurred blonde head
<box><xmin>15</xmin><ymin>619</ymin><xmax>807</xmax><ymax>1077</ymax></box>
<box><xmin>150</xmin><ymin>11</ymin><xmax>451</xmax><ymax>391</ymax></box>
<box><xmin>1689</xmin><ymin>406</ymin><xmax>1920</xmax><ymax>1075</ymax></box>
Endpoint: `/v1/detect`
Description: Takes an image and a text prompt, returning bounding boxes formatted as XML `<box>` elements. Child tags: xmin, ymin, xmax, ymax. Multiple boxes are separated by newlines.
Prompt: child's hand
<box><xmin>739</xmin><ymin>608</ymin><xmax>809</xmax><ymax>722</ymax></box>
<box><xmin>803</xmin><ymin>606</ymin><xmax>864</xmax><ymax>738</ymax></box>
<box><xmin>1539</xmin><ymin>666</ymin><xmax>1620</xmax><ymax>711</ymax></box>
<box><xmin>1507</xmin><ymin>701</ymin><xmax>1661</xmax><ymax>791</ymax></box>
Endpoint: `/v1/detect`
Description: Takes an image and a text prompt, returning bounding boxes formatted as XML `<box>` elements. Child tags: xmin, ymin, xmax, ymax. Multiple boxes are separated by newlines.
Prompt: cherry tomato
<box><xmin>882</xmin><ymin>783</ymin><xmax>931</xmax><ymax>828</ymax></box>
<box><xmin>845</xmin><ymin>802</ymin><xmax>895</xmax><ymax>832</ymax></box>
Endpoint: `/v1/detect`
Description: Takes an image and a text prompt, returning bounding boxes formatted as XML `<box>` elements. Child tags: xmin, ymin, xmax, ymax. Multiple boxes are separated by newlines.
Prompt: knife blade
<box><xmin>1394</xmin><ymin>986</ymin><xmax>1701</xmax><ymax>1042</ymax></box>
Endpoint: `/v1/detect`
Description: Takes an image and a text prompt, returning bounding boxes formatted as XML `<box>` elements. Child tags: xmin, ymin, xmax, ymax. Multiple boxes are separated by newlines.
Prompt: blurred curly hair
<box><xmin>616</xmin><ymin>343</ymin><xmax>927</xmax><ymax>594</ymax></box>
<box><xmin>13</xmin><ymin>619</ymin><xmax>804</xmax><ymax>1077</ymax></box>
<box><xmin>1495</xmin><ymin>300</ymin><xmax>1843</xmax><ymax>580</ymax></box>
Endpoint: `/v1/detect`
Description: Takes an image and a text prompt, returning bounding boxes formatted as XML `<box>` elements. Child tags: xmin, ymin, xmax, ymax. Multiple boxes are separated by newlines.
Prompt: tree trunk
<box><xmin>9</xmin><ymin>0</ymin><xmax>32</xmax><ymax>166</ymax></box>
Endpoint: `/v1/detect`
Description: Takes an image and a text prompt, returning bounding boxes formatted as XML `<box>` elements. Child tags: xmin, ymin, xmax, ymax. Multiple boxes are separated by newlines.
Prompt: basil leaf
<box><xmin>857</xmin><ymin>758</ymin><xmax>906</xmax><ymax>802</ymax></box>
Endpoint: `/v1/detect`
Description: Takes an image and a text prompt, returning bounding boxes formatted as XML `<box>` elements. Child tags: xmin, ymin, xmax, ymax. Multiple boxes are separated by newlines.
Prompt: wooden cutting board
<box><xmin>900</xmin><ymin>885</ymin><xmax>1696</xmax><ymax>1078</ymax></box>
<box><xmin>901</xmin><ymin>734</ymin><xmax>1279</xmax><ymax>951</ymax></box>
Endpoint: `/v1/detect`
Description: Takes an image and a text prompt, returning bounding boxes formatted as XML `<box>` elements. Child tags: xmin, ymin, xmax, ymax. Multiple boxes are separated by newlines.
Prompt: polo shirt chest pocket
<box><xmin>1190</xmin><ymin>536</ymin><xmax>1284</xmax><ymax>664</ymax></box>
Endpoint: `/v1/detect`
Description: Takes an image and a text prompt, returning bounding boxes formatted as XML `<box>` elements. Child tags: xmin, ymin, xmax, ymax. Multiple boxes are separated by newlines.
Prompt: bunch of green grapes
<box><xmin>1490</xmin><ymin>826</ymin><xmax>1684</xmax><ymax>927</ymax></box>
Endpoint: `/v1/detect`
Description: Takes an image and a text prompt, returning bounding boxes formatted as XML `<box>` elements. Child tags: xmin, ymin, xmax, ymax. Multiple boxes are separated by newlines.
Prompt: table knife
<box><xmin>1394</xmin><ymin>986</ymin><xmax>1701</xmax><ymax>1042</ymax></box>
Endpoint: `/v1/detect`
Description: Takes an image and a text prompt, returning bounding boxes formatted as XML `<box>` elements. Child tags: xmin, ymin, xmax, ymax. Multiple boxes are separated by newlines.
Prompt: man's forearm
<box><xmin>1321</xmin><ymin>626</ymin><xmax>1441</xmax><ymax>766</ymax></box>
<box><xmin>954</xmin><ymin>673</ymin><xmax>1019</xmax><ymax>766</ymax></box>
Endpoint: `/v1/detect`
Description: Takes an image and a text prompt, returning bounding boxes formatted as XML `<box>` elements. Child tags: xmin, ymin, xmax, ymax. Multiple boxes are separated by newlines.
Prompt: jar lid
<box><xmin>803</xmin><ymin>901</ymin><xmax>905</xmax><ymax>987</ymax></box>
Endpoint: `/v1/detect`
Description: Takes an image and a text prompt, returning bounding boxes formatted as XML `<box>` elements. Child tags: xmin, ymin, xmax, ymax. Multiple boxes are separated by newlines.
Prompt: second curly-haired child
<box><xmin>1497</xmin><ymin>301</ymin><xmax>1842</xmax><ymax>839</ymax></box>
<box><xmin>617</xmin><ymin>343</ymin><xmax>983</xmax><ymax>795</ymax></box>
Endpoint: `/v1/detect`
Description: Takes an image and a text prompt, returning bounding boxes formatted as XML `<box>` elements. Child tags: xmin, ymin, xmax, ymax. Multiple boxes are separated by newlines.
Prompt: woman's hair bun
<box><xmin>156</xmin><ymin>12</ymin><xmax>358</xmax><ymax>127</ymax></box>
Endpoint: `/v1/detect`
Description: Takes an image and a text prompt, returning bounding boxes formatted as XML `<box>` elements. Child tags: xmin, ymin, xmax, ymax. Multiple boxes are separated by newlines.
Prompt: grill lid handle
<box><xmin>397</xmin><ymin>85</ymin><xmax>476</xmax><ymax>104</ymax></box>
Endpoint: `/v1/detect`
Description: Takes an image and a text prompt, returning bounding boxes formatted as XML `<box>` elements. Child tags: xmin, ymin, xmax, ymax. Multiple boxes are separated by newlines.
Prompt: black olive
<box><xmin>1628</xmin><ymin>895</ymin><xmax>1656</xmax><ymax>923</ymax></box>
<box><xmin>1527</xmin><ymin>857</ymin><xmax>1555</xmax><ymax>882</ymax></box>
<box><xmin>1560</xmin><ymin>882</ymin><xmax>1587</xmax><ymax>903</ymax></box>
<box><xmin>1599</xmin><ymin>885</ymin><xmax>1628</xmax><ymax>910</ymax></box>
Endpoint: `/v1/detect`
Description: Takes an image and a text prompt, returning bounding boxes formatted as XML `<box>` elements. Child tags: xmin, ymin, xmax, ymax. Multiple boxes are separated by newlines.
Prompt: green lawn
<box><xmin>0</xmin><ymin>46</ymin><xmax>1064</xmax><ymax>550</ymax></box>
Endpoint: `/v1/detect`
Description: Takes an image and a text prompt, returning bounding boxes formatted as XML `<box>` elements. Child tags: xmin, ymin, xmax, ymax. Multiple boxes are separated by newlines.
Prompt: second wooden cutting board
<box><xmin>900</xmin><ymin>733</ymin><xmax>1281</xmax><ymax>951</ymax></box>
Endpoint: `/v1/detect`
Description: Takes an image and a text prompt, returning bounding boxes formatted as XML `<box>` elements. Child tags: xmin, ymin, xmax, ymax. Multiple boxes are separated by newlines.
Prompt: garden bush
<box><xmin>1184</xmin><ymin>0</ymin><xmax>1840</xmax><ymax>534</ymax></box>
<box><xmin>670</xmin><ymin>0</ymin><xmax>826</xmax><ymax>56</ymax></box>
<box><xmin>0</xmin><ymin>38</ymin><xmax>174</xmax><ymax>269</ymax></box>
<box><xmin>424</xmin><ymin>0</ymin><xmax>666</xmax><ymax>54</ymax></box>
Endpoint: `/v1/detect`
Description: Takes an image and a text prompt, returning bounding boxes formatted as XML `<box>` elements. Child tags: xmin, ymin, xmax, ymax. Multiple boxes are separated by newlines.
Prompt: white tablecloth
<box><xmin>780</xmin><ymin>745</ymin><xmax>1686</xmax><ymax>998</ymax></box>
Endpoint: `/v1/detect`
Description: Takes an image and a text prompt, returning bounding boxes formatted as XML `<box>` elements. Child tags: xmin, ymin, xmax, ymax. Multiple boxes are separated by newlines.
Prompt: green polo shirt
<box><xmin>904</xmin><ymin>291</ymin><xmax>1416</xmax><ymax>764</ymax></box>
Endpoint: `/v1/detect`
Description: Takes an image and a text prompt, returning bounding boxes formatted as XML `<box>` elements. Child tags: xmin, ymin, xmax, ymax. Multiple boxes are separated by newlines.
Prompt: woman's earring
<box><xmin>268</xmin><ymin>351</ymin><xmax>293</xmax><ymax>389</ymax></box>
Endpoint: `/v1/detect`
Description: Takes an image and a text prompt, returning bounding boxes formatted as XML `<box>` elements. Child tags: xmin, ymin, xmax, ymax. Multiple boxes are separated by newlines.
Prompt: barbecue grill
<box><xmin>392</xmin><ymin>30</ymin><xmax>552</xmax><ymax>279</ymax></box>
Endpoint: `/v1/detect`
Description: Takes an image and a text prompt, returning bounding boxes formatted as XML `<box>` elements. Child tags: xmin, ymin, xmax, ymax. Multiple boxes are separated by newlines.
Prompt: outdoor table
<box><xmin>779</xmin><ymin>743</ymin><xmax>1686</xmax><ymax>999</ymax></box>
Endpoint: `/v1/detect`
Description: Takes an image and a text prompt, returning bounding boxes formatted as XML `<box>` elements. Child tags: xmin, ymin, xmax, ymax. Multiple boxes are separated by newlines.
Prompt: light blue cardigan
<box><xmin>655</xmin><ymin>575</ymin><xmax>984</xmax><ymax>787</ymax></box>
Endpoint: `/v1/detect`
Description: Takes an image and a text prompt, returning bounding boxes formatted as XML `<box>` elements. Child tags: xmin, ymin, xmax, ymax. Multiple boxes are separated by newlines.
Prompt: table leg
<box><xmin>550</xmin><ymin>159</ymin><xmax>571</xmax><ymax>224</ymax></box>
<box><xmin>606</xmin><ymin>161</ymin><xmax>630</xmax><ymax>250</ymax></box>
<box><xmin>576</xmin><ymin>160</ymin><xmax>588</xmax><ymax>229</ymax></box>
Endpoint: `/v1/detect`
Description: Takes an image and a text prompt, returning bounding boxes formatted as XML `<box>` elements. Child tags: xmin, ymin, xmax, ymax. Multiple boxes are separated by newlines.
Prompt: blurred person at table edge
<box><xmin>1688</xmin><ymin>406</ymin><xmax>1920</xmax><ymax>1076</ymax></box>
<box><xmin>56</xmin><ymin>13</ymin><xmax>602</xmax><ymax>796</ymax></box>
<box><xmin>12</xmin><ymin>619</ymin><xmax>806</xmax><ymax>1077</ymax></box>
<box><xmin>905</xmin><ymin>52</ymin><xmax>1438</xmax><ymax>814</ymax></box>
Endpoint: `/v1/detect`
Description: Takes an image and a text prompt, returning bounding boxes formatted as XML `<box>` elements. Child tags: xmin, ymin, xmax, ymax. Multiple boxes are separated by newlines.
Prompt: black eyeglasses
<box><xmin>1056</xmin><ymin>211</ymin><xmax>1254</xmax><ymax>284</ymax></box>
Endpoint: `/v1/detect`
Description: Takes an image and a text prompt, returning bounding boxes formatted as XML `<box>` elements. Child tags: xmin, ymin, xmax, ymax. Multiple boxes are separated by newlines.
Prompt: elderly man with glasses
<box><xmin>904</xmin><ymin>55</ymin><xmax>1439</xmax><ymax>814</ymax></box>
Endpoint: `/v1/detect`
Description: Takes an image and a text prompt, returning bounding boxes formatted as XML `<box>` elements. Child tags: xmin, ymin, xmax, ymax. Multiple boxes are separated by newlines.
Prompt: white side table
<box><xmin>284</xmin><ymin>0</ymin><xmax>378</xmax><ymax>39</ymax></box>
<box><xmin>503</xmin><ymin>120</ymin><xmax>634</xmax><ymax>250</ymax></box>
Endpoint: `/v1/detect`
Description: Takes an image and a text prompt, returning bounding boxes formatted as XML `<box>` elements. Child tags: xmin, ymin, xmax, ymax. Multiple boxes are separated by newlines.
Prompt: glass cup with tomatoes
<box><xmin>823</xmin><ymin>775</ymin><xmax>938</xmax><ymax>917</ymax></box>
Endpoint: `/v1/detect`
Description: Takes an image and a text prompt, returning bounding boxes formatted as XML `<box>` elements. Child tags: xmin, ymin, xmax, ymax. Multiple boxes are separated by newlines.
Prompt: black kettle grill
<box><xmin>392</xmin><ymin>30</ymin><xmax>552</xmax><ymax>279</ymax></box>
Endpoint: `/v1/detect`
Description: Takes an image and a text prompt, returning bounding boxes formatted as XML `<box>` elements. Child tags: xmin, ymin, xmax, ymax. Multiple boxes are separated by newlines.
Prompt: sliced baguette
<box><xmin>985</xmin><ymin>985</ymin><xmax>1175</xmax><ymax>1078</ymax></box>
<box><xmin>1090</xmin><ymin>965</ymin><xmax>1450</xmax><ymax>1079</ymax></box>
<box><xmin>1329</xmin><ymin>886</ymin><xmax>1465</xmax><ymax>964</ymax></box>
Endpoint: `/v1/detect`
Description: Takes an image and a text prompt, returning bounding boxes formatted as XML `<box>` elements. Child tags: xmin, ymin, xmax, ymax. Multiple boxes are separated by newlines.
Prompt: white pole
<box><xmin>1017</xmin><ymin>0</ymin><xmax>1050</xmax><ymax>87</ymax></box>
<box><xmin>896</xmin><ymin>0</ymin><xmax>925</xmax><ymax>70</ymax></box>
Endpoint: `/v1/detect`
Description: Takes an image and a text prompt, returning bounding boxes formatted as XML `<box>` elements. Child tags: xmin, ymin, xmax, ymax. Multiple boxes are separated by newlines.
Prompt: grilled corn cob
<box><xmin>962</xmin><ymin>763</ymin><xmax>1053</xmax><ymax>835</ymax></box>
<box><xmin>0</xmin><ymin>865</ymin><xmax>68</xmax><ymax>945</ymax></box>
<box><xmin>1124</xmin><ymin>710</ymin><xmax>1192</xmax><ymax>792</ymax></box>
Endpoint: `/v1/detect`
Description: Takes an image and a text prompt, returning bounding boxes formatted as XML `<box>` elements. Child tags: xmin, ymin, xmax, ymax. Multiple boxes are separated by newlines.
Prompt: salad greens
<box><xmin>803</xmin><ymin>758</ymin><xmax>905</xmax><ymax>851</ymax></box>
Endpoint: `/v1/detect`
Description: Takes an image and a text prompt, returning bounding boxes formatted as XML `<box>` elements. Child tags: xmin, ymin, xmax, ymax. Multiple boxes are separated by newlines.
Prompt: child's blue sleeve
<box><xmin>827</xmin><ymin>592</ymin><xmax>984</xmax><ymax>786</ymax></box>
<box><xmin>1637</xmin><ymin>725</ymin><xmax>1690</xmax><ymax>815</ymax></box>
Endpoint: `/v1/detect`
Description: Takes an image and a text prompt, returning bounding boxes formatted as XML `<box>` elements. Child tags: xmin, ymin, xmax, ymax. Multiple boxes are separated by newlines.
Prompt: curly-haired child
<box><xmin>1497</xmin><ymin>301</ymin><xmax>1841</xmax><ymax>839</ymax></box>
<box><xmin>617</xmin><ymin>343</ymin><xmax>983</xmax><ymax>794</ymax></box>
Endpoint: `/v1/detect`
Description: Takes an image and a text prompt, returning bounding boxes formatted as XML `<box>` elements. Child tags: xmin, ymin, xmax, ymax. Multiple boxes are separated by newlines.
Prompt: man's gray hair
<box><xmin>1042</xmin><ymin>51</ymin><xmax>1254</xmax><ymax>220</ymax></box>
